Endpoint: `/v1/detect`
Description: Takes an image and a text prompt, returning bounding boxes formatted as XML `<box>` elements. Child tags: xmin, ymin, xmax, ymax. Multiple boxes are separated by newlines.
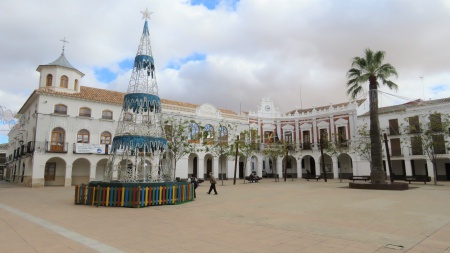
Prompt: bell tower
<box><xmin>36</xmin><ymin>38</ymin><xmax>84</xmax><ymax>93</ymax></box>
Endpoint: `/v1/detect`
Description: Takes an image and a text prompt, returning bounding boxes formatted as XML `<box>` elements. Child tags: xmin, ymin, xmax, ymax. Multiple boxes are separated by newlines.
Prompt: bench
<box><xmin>348</xmin><ymin>175</ymin><xmax>371</xmax><ymax>182</ymax></box>
<box><xmin>405</xmin><ymin>176</ymin><xmax>431</xmax><ymax>184</ymax></box>
<box><xmin>304</xmin><ymin>174</ymin><xmax>322</xmax><ymax>181</ymax></box>
<box><xmin>245</xmin><ymin>175</ymin><xmax>262</xmax><ymax>183</ymax></box>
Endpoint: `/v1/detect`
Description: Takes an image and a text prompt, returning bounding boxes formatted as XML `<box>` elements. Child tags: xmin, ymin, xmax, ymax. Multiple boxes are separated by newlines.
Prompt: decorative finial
<box><xmin>141</xmin><ymin>8</ymin><xmax>153</xmax><ymax>20</ymax></box>
<box><xmin>60</xmin><ymin>37</ymin><xmax>69</xmax><ymax>54</ymax></box>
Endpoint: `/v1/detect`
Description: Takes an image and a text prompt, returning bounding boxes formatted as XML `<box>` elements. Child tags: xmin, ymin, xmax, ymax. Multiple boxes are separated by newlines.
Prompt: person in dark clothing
<box><xmin>207</xmin><ymin>172</ymin><xmax>218</xmax><ymax>195</ymax></box>
<box><xmin>191</xmin><ymin>175</ymin><xmax>198</xmax><ymax>198</ymax></box>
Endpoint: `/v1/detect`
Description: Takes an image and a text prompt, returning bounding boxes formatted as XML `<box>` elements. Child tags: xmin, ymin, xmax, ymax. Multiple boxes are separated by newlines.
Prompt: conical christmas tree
<box><xmin>105</xmin><ymin>8</ymin><xmax>170</xmax><ymax>182</ymax></box>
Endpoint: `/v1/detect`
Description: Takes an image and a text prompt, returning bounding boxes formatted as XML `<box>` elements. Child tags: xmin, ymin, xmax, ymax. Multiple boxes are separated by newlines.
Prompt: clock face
<box><xmin>265</xmin><ymin>105</ymin><xmax>270</xmax><ymax>111</ymax></box>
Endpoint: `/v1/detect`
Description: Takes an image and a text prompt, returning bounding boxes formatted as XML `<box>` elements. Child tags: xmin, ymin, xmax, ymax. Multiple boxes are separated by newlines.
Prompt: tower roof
<box><xmin>47</xmin><ymin>52</ymin><xmax>76</xmax><ymax>69</ymax></box>
<box><xmin>36</xmin><ymin>52</ymin><xmax>85</xmax><ymax>76</ymax></box>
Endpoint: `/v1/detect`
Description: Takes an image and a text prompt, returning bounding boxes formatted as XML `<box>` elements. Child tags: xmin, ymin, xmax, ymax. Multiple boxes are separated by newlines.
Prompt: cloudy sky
<box><xmin>1</xmin><ymin>0</ymin><xmax>450</xmax><ymax>143</ymax></box>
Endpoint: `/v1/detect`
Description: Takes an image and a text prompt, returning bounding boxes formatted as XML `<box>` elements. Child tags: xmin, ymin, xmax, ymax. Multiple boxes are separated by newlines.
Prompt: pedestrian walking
<box><xmin>207</xmin><ymin>172</ymin><xmax>218</xmax><ymax>195</ymax></box>
<box><xmin>191</xmin><ymin>175</ymin><xmax>198</xmax><ymax>198</ymax></box>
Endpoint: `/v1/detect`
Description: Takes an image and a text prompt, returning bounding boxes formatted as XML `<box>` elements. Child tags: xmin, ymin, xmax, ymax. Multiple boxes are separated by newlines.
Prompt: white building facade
<box><xmin>358</xmin><ymin>98</ymin><xmax>450</xmax><ymax>181</ymax></box>
<box><xmin>6</xmin><ymin>51</ymin><xmax>365</xmax><ymax>187</ymax></box>
<box><xmin>7</xmin><ymin>50</ymin><xmax>450</xmax><ymax>187</ymax></box>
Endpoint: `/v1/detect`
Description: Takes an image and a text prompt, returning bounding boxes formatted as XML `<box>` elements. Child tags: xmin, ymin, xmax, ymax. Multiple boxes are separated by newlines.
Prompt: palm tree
<box><xmin>347</xmin><ymin>48</ymin><xmax>398</xmax><ymax>184</ymax></box>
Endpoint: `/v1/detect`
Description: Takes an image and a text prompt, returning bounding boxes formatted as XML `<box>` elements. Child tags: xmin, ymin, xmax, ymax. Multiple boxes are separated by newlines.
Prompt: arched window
<box><xmin>203</xmin><ymin>124</ymin><xmax>214</xmax><ymax>144</ymax></box>
<box><xmin>102</xmin><ymin>110</ymin><xmax>113</xmax><ymax>120</ymax></box>
<box><xmin>79</xmin><ymin>107</ymin><xmax>91</xmax><ymax>117</ymax></box>
<box><xmin>77</xmin><ymin>129</ymin><xmax>90</xmax><ymax>143</ymax></box>
<box><xmin>188</xmin><ymin>122</ymin><xmax>200</xmax><ymax>143</ymax></box>
<box><xmin>50</xmin><ymin>127</ymin><xmax>65</xmax><ymax>152</ymax></box>
<box><xmin>54</xmin><ymin>104</ymin><xmax>67</xmax><ymax>114</ymax></box>
<box><xmin>100</xmin><ymin>131</ymin><xmax>112</xmax><ymax>144</ymax></box>
<box><xmin>74</xmin><ymin>79</ymin><xmax>79</xmax><ymax>91</ymax></box>
<box><xmin>124</xmin><ymin>113</ymin><xmax>133</xmax><ymax>122</ymax></box>
<box><xmin>46</xmin><ymin>74</ymin><xmax>53</xmax><ymax>87</ymax></box>
<box><xmin>60</xmin><ymin>75</ymin><xmax>68</xmax><ymax>88</ymax></box>
<box><xmin>218</xmin><ymin>125</ymin><xmax>228</xmax><ymax>143</ymax></box>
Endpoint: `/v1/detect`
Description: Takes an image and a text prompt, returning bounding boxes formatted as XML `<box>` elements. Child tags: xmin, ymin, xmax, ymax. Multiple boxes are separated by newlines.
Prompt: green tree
<box><xmin>204</xmin><ymin>122</ymin><xmax>235</xmax><ymax>185</ymax></box>
<box><xmin>351</xmin><ymin>124</ymin><xmax>377</xmax><ymax>166</ymax></box>
<box><xmin>324</xmin><ymin>134</ymin><xmax>350</xmax><ymax>182</ymax></box>
<box><xmin>406</xmin><ymin>113</ymin><xmax>450</xmax><ymax>185</ymax></box>
<box><xmin>262</xmin><ymin>142</ymin><xmax>282</xmax><ymax>180</ymax></box>
<box><xmin>237</xmin><ymin>130</ymin><xmax>259</xmax><ymax>179</ymax></box>
<box><xmin>261</xmin><ymin>138</ymin><xmax>295</xmax><ymax>181</ymax></box>
<box><xmin>164</xmin><ymin>117</ymin><xmax>198</xmax><ymax>179</ymax></box>
<box><xmin>347</xmin><ymin>48</ymin><xmax>398</xmax><ymax>183</ymax></box>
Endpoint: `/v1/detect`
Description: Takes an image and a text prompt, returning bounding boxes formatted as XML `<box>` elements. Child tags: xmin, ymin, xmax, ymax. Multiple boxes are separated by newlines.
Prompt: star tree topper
<box><xmin>141</xmin><ymin>8</ymin><xmax>153</xmax><ymax>20</ymax></box>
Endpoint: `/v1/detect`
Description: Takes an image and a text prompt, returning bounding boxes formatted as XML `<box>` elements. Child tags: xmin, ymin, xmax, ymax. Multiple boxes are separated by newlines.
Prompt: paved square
<box><xmin>1</xmin><ymin>179</ymin><xmax>450</xmax><ymax>253</ymax></box>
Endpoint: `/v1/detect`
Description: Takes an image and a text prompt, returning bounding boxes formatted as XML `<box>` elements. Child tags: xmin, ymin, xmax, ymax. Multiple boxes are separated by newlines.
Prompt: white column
<box><xmin>214</xmin><ymin>157</ymin><xmax>219</xmax><ymax>178</ymax></box>
<box><xmin>330</xmin><ymin>115</ymin><xmax>335</xmax><ymax>141</ymax></box>
<box><xmin>296</xmin><ymin>157</ymin><xmax>301</xmax><ymax>178</ymax></box>
<box><xmin>276</xmin><ymin>120</ymin><xmax>281</xmax><ymax>140</ymax></box>
<box><xmin>332</xmin><ymin>157</ymin><xmax>339</xmax><ymax>179</ymax></box>
<box><xmin>295</xmin><ymin>119</ymin><xmax>300</xmax><ymax>147</ymax></box>
<box><xmin>89</xmin><ymin>164</ymin><xmax>96</xmax><ymax>181</ymax></box>
<box><xmin>348</xmin><ymin>112</ymin><xmax>354</xmax><ymax>143</ymax></box>
<box><xmin>246</xmin><ymin>159</ymin><xmax>251</xmax><ymax>177</ymax></box>
<box><xmin>312</xmin><ymin>118</ymin><xmax>317</xmax><ymax>149</ymax></box>
<box><xmin>257</xmin><ymin>119</ymin><xmax>261</xmax><ymax>142</ymax></box>
<box><xmin>315</xmin><ymin>160</ymin><xmax>321</xmax><ymax>176</ymax></box>
<box><xmin>426</xmin><ymin>160</ymin><xmax>434</xmax><ymax>179</ymax></box>
<box><xmin>404</xmin><ymin>158</ymin><xmax>412</xmax><ymax>176</ymax></box>
<box><xmin>65</xmin><ymin>164</ymin><xmax>72</xmax><ymax>186</ymax></box>
<box><xmin>258</xmin><ymin>156</ymin><xmax>264</xmax><ymax>176</ymax></box>
<box><xmin>198</xmin><ymin>158</ymin><xmax>204</xmax><ymax>179</ymax></box>
<box><xmin>33</xmin><ymin>164</ymin><xmax>46</xmax><ymax>187</ymax></box>
<box><xmin>276</xmin><ymin>157</ymin><xmax>283</xmax><ymax>178</ymax></box>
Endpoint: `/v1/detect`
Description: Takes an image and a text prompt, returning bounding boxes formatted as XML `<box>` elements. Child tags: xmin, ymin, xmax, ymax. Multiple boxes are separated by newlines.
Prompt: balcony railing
<box><xmin>302</xmin><ymin>142</ymin><xmax>312</xmax><ymax>150</ymax></box>
<box><xmin>45</xmin><ymin>141</ymin><xmax>68</xmax><ymax>153</ymax></box>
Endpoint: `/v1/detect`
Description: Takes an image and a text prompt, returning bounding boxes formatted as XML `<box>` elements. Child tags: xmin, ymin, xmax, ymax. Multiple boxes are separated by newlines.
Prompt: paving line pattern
<box><xmin>0</xmin><ymin>203</ymin><xmax>125</xmax><ymax>253</ymax></box>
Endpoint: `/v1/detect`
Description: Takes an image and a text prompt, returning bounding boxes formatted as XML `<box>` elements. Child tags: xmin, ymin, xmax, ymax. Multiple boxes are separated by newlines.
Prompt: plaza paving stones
<box><xmin>1</xmin><ymin>179</ymin><xmax>450</xmax><ymax>253</ymax></box>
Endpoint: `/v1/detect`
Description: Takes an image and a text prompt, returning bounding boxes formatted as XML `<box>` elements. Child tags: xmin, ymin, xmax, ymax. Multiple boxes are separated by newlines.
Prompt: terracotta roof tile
<box><xmin>37</xmin><ymin>86</ymin><xmax>238</xmax><ymax>116</ymax></box>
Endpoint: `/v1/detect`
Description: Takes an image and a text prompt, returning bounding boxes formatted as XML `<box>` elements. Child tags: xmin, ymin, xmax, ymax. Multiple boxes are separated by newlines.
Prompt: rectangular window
<box><xmin>409</xmin><ymin>116</ymin><xmax>420</xmax><ymax>134</ymax></box>
<box><xmin>432</xmin><ymin>134</ymin><xmax>446</xmax><ymax>154</ymax></box>
<box><xmin>284</xmin><ymin>131</ymin><xmax>292</xmax><ymax>143</ymax></box>
<box><xmin>251</xmin><ymin>129</ymin><xmax>258</xmax><ymax>143</ymax></box>
<box><xmin>389</xmin><ymin>119</ymin><xmax>399</xmax><ymax>135</ymax></box>
<box><xmin>338</xmin><ymin>126</ymin><xmax>346</xmax><ymax>140</ymax></box>
<box><xmin>302</xmin><ymin>131</ymin><xmax>310</xmax><ymax>143</ymax></box>
<box><xmin>44</xmin><ymin>163</ymin><xmax>56</xmax><ymax>181</ymax></box>
<box><xmin>411</xmin><ymin>137</ymin><xmax>423</xmax><ymax>155</ymax></box>
<box><xmin>302</xmin><ymin>130</ymin><xmax>311</xmax><ymax>150</ymax></box>
<box><xmin>390</xmin><ymin>138</ymin><xmax>401</xmax><ymax>156</ymax></box>
<box><xmin>319</xmin><ymin>129</ymin><xmax>328</xmax><ymax>141</ymax></box>
<box><xmin>429</xmin><ymin>113</ymin><xmax>442</xmax><ymax>132</ymax></box>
